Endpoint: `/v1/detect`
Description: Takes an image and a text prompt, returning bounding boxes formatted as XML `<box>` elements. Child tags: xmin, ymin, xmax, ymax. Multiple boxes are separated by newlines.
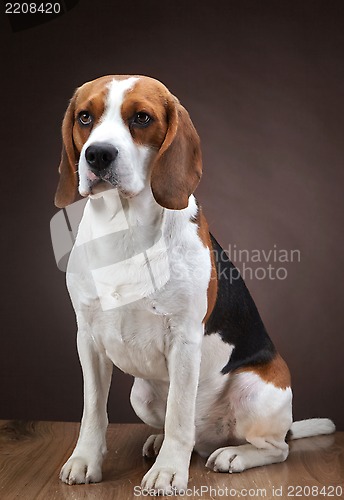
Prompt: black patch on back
<box><xmin>205</xmin><ymin>234</ymin><xmax>276</xmax><ymax>373</ymax></box>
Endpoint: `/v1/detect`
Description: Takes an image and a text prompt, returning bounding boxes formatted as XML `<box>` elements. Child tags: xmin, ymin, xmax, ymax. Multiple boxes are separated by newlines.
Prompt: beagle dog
<box><xmin>55</xmin><ymin>75</ymin><xmax>335</xmax><ymax>494</ymax></box>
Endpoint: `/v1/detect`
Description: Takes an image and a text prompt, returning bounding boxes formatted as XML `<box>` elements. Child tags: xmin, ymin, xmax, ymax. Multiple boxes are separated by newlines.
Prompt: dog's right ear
<box><xmin>150</xmin><ymin>95</ymin><xmax>202</xmax><ymax>210</ymax></box>
<box><xmin>54</xmin><ymin>91</ymin><xmax>79</xmax><ymax>208</ymax></box>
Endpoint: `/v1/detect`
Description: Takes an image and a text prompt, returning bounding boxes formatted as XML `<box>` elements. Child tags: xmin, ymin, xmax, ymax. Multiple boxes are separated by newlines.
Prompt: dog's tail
<box><xmin>287</xmin><ymin>418</ymin><xmax>335</xmax><ymax>440</ymax></box>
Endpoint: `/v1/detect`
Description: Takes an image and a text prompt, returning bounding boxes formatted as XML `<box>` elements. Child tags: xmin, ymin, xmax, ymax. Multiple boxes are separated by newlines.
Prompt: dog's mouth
<box><xmin>80</xmin><ymin>168</ymin><xmax>136</xmax><ymax>199</ymax></box>
<box><xmin>86</xmin><ymin>168</ymin><xmax>118</xmax><ymax>194</ymax></box>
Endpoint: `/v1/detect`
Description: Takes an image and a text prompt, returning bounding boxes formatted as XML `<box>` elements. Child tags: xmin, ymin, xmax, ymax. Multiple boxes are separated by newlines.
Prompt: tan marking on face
<box><xmin>236</xmin><ymin>353</ymin><xmax>291</xmax><ymax>390</ymax></box>
<box><xmin>120</xmin><ymin>77</ymin><xmax>171</xmax><ymax>149</ymax></box>
<box><xmin>55</xmin><ymin>75</ymin><xmax>145</xmax><ymax>208</ymax></box>
<box><xmin>72</xmin><ymin>77</ymin><xmax>114</xmax><ymax>153</ymax></box>
<box><xmin>72</xmin><ymin>76</ymin><xmax>170</xmax><ymax>154</ymax></box>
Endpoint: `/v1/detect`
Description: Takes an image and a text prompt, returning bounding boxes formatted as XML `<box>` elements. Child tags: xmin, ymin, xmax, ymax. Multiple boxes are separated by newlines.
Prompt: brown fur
<box><xmin>236</xmin><ymin>353</ymin><xmax>291</xmax><ymax>390</ymax></box>
<box><xmin>150</xmin><ymin>95</ymin><xmax>202</xmax><ymax>210</ymax></box>
<box><xmin>192</xmin><ymin>206</ymin><xmax>218</xmax><ymax>323</ymax></box>
<box><xmin>54</xmin><ymin>93</ymin><xmax>78</xmax><ymax>208</ymax></box>
<box><xmin>120</xmin><ymin>78</ymin><xmax>170</xmax><ymax>150</ymax></box>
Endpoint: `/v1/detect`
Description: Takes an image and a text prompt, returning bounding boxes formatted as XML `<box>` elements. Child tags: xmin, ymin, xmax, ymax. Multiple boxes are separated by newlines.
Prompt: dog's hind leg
<box><xmin>130</xmin><ymin>378</ymin><xmax>167</xmax><ymax>428</ymax></box>
<box><xmin>130</xmin><ymin>378</ymin><xmax>167</xmax><ymax>457</ymax></box>
<box><xmin>206</xmin><ymin>365</ymin><xmax>293</xmax><ymax>473</ymax></box>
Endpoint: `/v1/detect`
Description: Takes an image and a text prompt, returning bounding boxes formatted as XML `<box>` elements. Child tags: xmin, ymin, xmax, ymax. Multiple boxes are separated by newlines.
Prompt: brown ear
<box><xmin>54</xmin><ymin>91</ymin><xmax>79</xmax><ymax>208</ymax></box>
<box><xmin>150</xmin><ymin>96</ymin><xmax>202</xmax><ymax>210</ymax></box>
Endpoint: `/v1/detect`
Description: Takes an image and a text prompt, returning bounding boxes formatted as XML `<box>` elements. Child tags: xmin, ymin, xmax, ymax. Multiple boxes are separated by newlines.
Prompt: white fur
<box><xmin>61</xmin><ymin>188</ymin><xmax>211</xmax><ymax>490</ymax></box>
<box><xmin>59</xmin><ymin>77</ymin><xmax>334</xmax><ymax>494</ymax></box>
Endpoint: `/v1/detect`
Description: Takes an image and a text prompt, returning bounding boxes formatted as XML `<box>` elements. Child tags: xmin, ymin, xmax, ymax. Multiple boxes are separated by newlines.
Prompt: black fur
<box><xmin>205</xmin><ymin>234</ymin><xmax>276</xmax><ymax>373</ymax></box>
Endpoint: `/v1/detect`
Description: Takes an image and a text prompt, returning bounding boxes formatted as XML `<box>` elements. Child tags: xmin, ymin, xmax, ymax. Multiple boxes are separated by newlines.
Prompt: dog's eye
<box><xmin>133</xmin><ymin>112</ymin><xmax>152</xmax><ymax>127</ymax></box>
<box><xmin>78</xmin><ymin>111</ymin><xmax>93</xmax><ymax>126</ymax></box>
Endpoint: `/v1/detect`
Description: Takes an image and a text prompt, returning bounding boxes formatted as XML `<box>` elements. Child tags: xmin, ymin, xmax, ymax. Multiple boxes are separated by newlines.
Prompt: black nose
<box><xmin>85</xmin><ymin>143</ymin><xmax>118</xmax><ymax>172</ymax></box>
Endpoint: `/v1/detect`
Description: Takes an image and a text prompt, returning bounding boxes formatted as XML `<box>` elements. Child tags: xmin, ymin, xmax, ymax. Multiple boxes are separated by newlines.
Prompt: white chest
<box><xmin>66</xmin><ymin>191</ymin><xmax>211</xmax><ymax>380</ymax></box>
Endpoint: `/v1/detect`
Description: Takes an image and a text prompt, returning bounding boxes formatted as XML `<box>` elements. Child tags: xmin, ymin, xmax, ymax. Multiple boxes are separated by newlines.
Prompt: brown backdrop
<box><xmin>1</xmin><ymin>0</ymin><xmax>343</xmax><ymax>430</ymax></box>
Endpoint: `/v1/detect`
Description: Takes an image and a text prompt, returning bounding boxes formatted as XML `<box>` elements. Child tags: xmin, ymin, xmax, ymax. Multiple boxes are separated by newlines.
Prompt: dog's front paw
<box><xmin>142</xmin><ymin>434</ymin><xmax>164</xmax><ymax>458</ymax></box>
<box><xmin>141</xmin><ymin>464</ymin><xmax>188</xmax><ymax>495</ymax></box>
<box><xmin>60</xmin><ymin>455</ymin><xmax>102</xmax><ymax>485</ymax></box>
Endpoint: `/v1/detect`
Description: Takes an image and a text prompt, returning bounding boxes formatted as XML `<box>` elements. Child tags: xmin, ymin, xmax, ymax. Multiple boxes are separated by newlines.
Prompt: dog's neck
<box><xmin>88</xmin><ymin>185</ymin><xmax>163</xmax><ymax>228</ymax></box>
<box><xmin>80</xmin><ymin>185</ymin><xmax>196</xmax><ymax>253</ymax></box>
<box><xmin>122</xmin><ymin>185</ymin><xmax>164</xmax><ymax>228</ymax></box>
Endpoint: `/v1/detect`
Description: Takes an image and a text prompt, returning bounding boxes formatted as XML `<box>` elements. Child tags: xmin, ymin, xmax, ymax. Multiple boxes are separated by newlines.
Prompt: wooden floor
<box><xmin>0</xmin><ymin>421</ymin><xmax>343</xmax><ymax>499</ymax></box>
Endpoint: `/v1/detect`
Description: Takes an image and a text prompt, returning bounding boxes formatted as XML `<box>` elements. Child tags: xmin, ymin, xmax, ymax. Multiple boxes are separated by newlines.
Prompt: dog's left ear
<box><xmin>54</xmin><ymin>90</ymin><xmax>79</xmax><ymax>208</ymax></box>
<box><xmin>150</xmin><ymin>96</ymin><xmax>202</xmax><ymax>210</ymax></box>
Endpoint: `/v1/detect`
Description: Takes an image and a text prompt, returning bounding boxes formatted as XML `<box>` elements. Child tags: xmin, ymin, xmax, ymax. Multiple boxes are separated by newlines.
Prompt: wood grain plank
<box><xmin>0</xmin><ymin>421</ymin><xmax>343</xmax><ymax>500</ymax></box>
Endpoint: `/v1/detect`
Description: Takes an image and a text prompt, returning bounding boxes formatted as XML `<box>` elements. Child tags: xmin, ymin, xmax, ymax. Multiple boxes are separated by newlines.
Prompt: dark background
<box><xmin>1</xmin><ymin>0</ymin><xmax>343</xmax><ymax>429</ymax></box>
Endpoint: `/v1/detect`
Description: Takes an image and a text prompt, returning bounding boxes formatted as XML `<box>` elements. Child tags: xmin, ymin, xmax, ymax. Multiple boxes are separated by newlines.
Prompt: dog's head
<box><xmin>54</xmin><ymin>75</ymin><xmax>202</xmax><ymax>210</ymax></box>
